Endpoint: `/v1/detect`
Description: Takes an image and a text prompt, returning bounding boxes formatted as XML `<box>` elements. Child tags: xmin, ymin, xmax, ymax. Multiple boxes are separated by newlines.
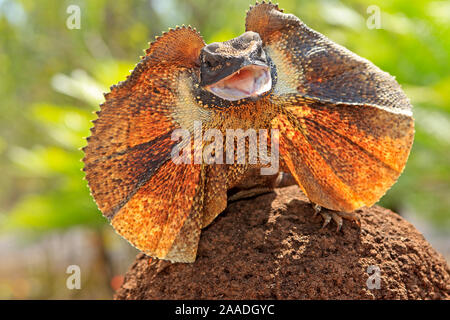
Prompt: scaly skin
<box><xmin>83</xmin><ymin>2</ymin><xmax>414</xmax><ymax>262</ymax></box>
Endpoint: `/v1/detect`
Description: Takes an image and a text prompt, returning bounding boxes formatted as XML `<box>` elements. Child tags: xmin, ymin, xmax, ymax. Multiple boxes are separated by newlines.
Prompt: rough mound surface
<box><xmin>115</xmin><ymin>186</ymin><xmax>449</xmax><ymax>299</ymax></box>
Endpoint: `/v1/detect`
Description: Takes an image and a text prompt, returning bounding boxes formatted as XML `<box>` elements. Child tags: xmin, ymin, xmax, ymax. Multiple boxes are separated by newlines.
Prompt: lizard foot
<box><xmin>311</xmin><ymin>203</ymin><xmax>361</xmax><ymax>232</ymax></box>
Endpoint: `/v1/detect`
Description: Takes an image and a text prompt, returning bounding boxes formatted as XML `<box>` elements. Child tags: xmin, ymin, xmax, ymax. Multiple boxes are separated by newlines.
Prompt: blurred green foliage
<box><xmin>0</xmin><ymin>0</ymin><xmax>449</xmax><ymax>237</ymax></box>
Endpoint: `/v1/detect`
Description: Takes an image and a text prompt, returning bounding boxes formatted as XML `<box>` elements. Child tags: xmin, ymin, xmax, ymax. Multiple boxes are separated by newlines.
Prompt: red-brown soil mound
<box><xmin>115</xmin><ymin>186</ymin><xmax>450</xmax><ymax>299</ymax></box>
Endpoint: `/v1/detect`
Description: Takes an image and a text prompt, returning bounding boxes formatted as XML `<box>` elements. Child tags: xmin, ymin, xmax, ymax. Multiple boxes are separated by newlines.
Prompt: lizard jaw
<box><xmin>206</xmin><ymin>64</ymin><xmax>272</xmax><ymax>101</ymax></box>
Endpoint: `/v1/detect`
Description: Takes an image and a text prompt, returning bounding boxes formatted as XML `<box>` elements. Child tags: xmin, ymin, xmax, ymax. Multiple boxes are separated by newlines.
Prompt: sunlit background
<box><xmin>0</xmin><ymin>0</ymin><xmax>449</xmax><ymax>299</ymax></box>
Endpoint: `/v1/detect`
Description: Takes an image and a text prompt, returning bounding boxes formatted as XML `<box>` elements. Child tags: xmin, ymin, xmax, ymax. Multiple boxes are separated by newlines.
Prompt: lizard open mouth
<box><xmin>206</xmin><ymin>64</ymin><xmax>272</xmax><ymax>101</ymax></box>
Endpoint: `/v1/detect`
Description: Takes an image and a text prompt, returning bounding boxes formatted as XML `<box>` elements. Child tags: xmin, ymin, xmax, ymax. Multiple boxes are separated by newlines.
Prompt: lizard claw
<box><xmin>311</xmin><ymin>203</ymin><xmax>359</xmax><ymax>231</ymax></box>
<box><xmin>313</xmin><ymin>204</ymin><xmax>322</xmax><ymax>217</ymax></box>
<box><xmin>331</xmin><ymin>212</ymin><xmax>343</xmax><ymax>232</ymax></box>
<box><xmin>319</xmin><ymin>211</ymin><xmax>332</xmax><ymax>229</ymax></box>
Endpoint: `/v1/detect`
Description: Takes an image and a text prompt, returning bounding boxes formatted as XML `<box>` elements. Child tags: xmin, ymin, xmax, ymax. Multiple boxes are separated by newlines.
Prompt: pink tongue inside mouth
<box><xmin>222</xmin><ymin>69</ymin><xmax>255</xmax><ymax>95</ymax></box>
<box><xmin>207</xmin><ymin>65</ymin><xmax>272</xmax><ymax>101</ymax></box>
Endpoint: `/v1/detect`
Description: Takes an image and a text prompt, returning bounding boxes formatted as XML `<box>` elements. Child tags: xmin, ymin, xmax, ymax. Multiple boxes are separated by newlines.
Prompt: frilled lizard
<box><xmin>82</xmin><ymin>3</ymin><xmax>414</xmax><ymax>262</ymax></box>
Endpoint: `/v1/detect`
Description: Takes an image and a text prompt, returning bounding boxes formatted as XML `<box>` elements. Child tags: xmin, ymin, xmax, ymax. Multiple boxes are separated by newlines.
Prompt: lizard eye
<box><xmin>202</xmin><ymin>43</ymin><xmax>221</xmax><ymax>69</ymax></box>
<box><xmin>203</xmin><ymin>54</ymin><xmax>222</xmax><ymax>69</ymax></box>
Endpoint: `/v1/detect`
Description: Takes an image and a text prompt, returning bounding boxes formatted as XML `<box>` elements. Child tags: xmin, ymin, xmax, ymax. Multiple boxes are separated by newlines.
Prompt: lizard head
<box><xmin>199</xmin><ymin>31</ymin><xmax>272</xmax><ymax>101</ymax></box>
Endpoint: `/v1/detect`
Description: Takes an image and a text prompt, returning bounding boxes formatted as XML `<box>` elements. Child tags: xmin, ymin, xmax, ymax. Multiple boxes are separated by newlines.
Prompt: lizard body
<box><xmin>83</xmin><ymin>3</ymin><xmax>414</xmax><ymax>262</ymax></box>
